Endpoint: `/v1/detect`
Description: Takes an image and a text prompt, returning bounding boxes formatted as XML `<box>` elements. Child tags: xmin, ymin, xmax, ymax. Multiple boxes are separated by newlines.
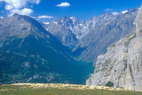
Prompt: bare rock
<box><xmin>86</xmin><ymin>5</ymin><xmax>142</xmax><ymax>91</ymax></box>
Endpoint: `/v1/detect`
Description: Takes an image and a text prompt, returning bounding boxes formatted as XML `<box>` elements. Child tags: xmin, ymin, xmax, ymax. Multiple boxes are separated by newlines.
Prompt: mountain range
<box><xmin>44</xmin><ymin>9</ymin><xmax>138</xmax><ymax>63</ymax></box>
<box><xmin>0</xmin><ymin>8</ymin><xmax>139</xmax><ymax>84</ymax></box>
<box><xmin>0</xmin><ymin>14</ymin><xmax>90</xmax><ymax>84</ymax></box>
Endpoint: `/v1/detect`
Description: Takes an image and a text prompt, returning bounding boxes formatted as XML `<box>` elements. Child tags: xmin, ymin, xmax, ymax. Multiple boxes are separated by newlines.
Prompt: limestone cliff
<box><xmin>86</xmin><ymin>6</ymin><xmax>142</xmax><ymax>91</ymax></box>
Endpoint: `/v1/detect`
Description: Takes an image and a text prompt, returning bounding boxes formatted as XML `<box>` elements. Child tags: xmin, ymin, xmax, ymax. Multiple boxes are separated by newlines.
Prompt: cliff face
<box><xmin>86</xmin><ymin>6</ymin><xmax>142</xmax><ymax>91</ymax></box>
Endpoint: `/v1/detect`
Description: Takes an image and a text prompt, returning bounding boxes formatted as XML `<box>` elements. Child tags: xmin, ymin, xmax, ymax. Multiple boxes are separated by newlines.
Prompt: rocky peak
<box><xmin>136</xmin><ymin>5</ymin><xmax>142</xmax><ymax>36</ymax></box>
<box><xmin>127</xmin><ymin>8</ymin><xmax>138</xmax><ymax>14</ymax></box>
<box><xmin>103</xmin><ymin>12</ymin><xmax>114</xmax><ymax>17</ymax></box>
<box><xmin>11</xmin><ymin>13</ymin><xmax>32</xmax><ymax>22</ymax></box>
<box><xmin>0</xmin><ymin>14</ymin><xmax>50</xmax><ymax>39</ymax></box>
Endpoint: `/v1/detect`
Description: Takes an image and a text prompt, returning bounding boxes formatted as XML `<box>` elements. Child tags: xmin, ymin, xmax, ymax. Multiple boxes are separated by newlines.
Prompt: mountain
<box><xmin>44</xmin><ymin>17</ymin><xmax>88</xmax><ymax>48</ymax></box>
<box><xmin>43</xmin><ymin>9</ymin><xmax>138</xmax><ymax>63</ymax></box>
<box><xmin>0</xmin><ymin>8</ymin><xmax>139</xmax><ymax>84</ymax></box>
<box><xmin>74</xmin><ymin>9</ymin><xmax>138</xmax><ymax>62</ymax></box>
<box><xmin>86</xmin><ymin>6</ymin><xmax>142</xmax><ymax>91</ymax></box>
<box><xmin>0</xmin><ymin>14</ymin><xmax>90</xmax><ymax>84</ymax></box>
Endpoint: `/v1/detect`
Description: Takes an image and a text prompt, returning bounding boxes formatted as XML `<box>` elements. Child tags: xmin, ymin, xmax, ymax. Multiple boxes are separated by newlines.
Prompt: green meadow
<box><xmin>0</xmin><ymin>84</ymin><xmax>142</xmax><ymax>95</ymax></box>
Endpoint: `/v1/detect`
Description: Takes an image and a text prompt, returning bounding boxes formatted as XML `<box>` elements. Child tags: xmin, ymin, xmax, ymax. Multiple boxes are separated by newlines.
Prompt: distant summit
<box><xmin>44</xmin><ymin>8</ymin><xmax>138</xmax><ymax>63</ymax></box>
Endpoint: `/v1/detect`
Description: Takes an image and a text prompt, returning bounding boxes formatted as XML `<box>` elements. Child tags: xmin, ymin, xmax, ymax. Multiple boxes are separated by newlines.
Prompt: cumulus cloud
<box><xmin>0</xmin><ymin>0</ymin><xmax>40</xmax><ymax>16</ymax></box>
<box><xmin>2</xmin><ymin>0</ymin><xmax>40</xmax><ymax>10</ymax></box>
<box><xmin>9</xmin><ymin>8</ymin><xmax>33</xmax><ymax>16</ymax></box>
<box><xmin>105</xmin><ymin>9</ymin><xmax>114</xmax><ymax>11</ymax></box>
<box><xmin>56</xmin><ymin>2</ymin><xmax>70</xmax><ymax>7</ymax></box>
<box><xmin>38</xmin><ymin>15</ymin><xmax>54</xmax><ymax>19</ymax></box>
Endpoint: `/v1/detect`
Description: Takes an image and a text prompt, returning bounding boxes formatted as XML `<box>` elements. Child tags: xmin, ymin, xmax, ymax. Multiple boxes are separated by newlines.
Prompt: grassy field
<box><xmin>0</xmin><ymin>83</ymin><xmax>142</xmax><ymax>95</ymax></box>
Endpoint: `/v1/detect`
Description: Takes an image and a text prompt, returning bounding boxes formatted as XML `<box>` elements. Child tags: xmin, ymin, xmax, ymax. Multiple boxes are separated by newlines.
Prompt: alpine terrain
<box><xmin>86</xmin><ymin>6</ymin><xmax>142</xmax><ymax>91</ymax></box>
<box><xmin>0</xmin><ymin>14</ymin><xmax>89</xmax><ymax>84</ymax></box>
<box><xmin>44</xmin><ymin>9</ymin><xmax>138</xmax><ymax>63</ymax></box>
<box><xmin>0</xmin><ymin>6</ymin><xmax>140</xmax><ymax>86</ymax></box>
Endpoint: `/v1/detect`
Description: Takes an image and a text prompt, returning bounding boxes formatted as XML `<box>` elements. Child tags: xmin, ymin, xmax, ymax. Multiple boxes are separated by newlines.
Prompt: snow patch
<box><xmin>70</xmin><ymin>17</ymin><xmax>75</xmax><ymax>19</ymax></box>
<box><xmin>43</xmin><ymin>22</ymin><xmax>50</xmax><ymax>25</ymax></box>
<box><xmin>121</xmin><ymin>10</ymin><xmax>128</xmax><ymax>14</ymax></box>
<box><xmin>53</xmin><ymin>21</ymin><xmax>58</xmax><ymax>25</ymax></box>
<box><xmin>112</xmin><ymin>12</ymin><xmax>118</xmax><ymax>15</ymax></box>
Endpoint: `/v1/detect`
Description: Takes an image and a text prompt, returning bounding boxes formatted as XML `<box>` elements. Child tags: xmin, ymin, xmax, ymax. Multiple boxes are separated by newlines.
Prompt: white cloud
<box><xmin>5</xmin><ymin>5</ymin><xmax>13</xmax><ymax>10</ymax></box>
<box><xmin>38</xmin><ymin>15</ymin><xmax>54</xmax><ymax>19</ymax></box>
<box><xmin>56</xmin><ymin>2</ymin><xmax>70</xmax><ymax>7</ymax></box>
<box><xmin>1</xmin><ymin>0</ymin><xmax>40</xmax><ymax>10</ymax></box>
<box><xmin>0</xmin><ymin>0</ymin><xmax>40</xmax><ymax>16</ymax></box>
<box><xmin>9</xmin><ymin>8</ymin><xmax>33</xmax><ymax>16</ymax></box>
<box><xmin>105</xmin><ymin>9</ymin><xmax>113</xmax><ymax>11</ymax></box>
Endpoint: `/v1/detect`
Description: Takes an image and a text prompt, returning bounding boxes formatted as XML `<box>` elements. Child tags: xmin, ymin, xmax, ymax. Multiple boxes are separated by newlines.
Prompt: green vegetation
<box><xmin>0</xmin><ymin>84</ymin><xmax>142</xmax><ymax>95</ymax></box>
<box><xmin>105</xmin><ymin>81</ymin><xmax>114</xmax><ymax>87</ymax></box>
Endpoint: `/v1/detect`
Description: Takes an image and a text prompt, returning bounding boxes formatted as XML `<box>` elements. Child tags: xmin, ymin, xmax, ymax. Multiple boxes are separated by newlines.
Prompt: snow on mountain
<box><xmin>121</xmin><ymin>10</ymin><xmax>128</xmax><ymax>14</ymax></box>
<box><xmin>42</xmin><ymin>8</ymin><xmax>138</xmax><ymax>63</ymax></box>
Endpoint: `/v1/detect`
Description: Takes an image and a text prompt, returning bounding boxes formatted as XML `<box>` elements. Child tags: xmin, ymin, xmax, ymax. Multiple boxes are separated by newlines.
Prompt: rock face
<box><xmin>86</xmin><ymin>6</ymin><xmax>142</xmax><ymax>91</ymax></box>
<box><xmin>44</xmin><ymin>17</ymin><xmax>87</xmax><ymax>48</ymax></box>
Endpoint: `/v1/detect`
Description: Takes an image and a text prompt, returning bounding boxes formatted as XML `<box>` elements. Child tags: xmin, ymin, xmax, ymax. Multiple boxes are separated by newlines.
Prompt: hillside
<box><xmin>0</xmin><ymin>14</ymin><xmax>90</xmax><ymax>84</ymax></box>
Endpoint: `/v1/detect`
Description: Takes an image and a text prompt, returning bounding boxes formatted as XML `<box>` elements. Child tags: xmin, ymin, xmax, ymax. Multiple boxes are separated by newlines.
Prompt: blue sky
<box><xmin>0</xmin><ymin>0</ymin><xmax>142</xmax><ymax>20</ymax></box>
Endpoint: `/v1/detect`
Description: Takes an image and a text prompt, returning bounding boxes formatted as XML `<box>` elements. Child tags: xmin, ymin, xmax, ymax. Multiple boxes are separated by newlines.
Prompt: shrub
<box><xmin>105</xmin><ymin>81</ymin><xmax>114</xmax><ymax>87</ymax></box>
